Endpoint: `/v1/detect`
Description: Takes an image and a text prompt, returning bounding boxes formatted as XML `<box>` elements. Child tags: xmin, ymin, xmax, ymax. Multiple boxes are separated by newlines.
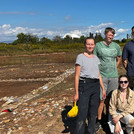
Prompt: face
<box><xmin>119</xmin><ymin>77</ymin><xmax>129</xmax><ymax>90</ymax></box>
<box><xmin>85</xmin><ymin>39</ymin><xmax>95</xmax><ymax>53</ymax></box>
<box><xmin>105</xmin><ymin>31</ymin><xmax>114</xmax><ymax>43</ymax></box>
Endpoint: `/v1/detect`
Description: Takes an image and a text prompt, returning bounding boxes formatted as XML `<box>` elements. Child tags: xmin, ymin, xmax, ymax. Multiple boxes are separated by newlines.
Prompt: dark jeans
<box><xmin>74</xmin><ymin>79</ymin><xmax>100</xmax><ymax>134</ymax></box>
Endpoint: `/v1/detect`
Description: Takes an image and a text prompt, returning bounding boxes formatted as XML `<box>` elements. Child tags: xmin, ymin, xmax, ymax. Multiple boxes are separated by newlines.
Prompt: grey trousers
<box><xmin>100</xmin><ymin>77</ymin><xmax>118</xmax><ymax>100</ymax></box>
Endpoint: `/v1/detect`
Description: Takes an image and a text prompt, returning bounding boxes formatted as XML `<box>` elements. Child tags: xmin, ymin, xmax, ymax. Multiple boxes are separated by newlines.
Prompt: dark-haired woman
<box><xmin>108</xmin><ymin>75</ymin><xmax>134</xmax><ymax>134</ymax></box>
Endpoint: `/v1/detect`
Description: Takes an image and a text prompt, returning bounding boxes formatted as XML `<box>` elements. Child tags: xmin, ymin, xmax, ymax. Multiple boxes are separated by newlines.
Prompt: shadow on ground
<box><xmin>61</xmin><ymin>105</ymin><xmax>77</xmax><ymax>134</ymax></box>
<box><xmin>61</xmin><ymin>105</ymin><xmax>130</xmax><ymax>134</ymax></box>
<box><xmin>61</xmin><ymin>105</ymin><xmax>112</xmax><ymax>134</ymax></box>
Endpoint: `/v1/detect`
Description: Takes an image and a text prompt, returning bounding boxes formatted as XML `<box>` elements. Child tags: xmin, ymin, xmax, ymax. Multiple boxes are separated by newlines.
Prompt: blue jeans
<box><xmin>74</xmin><ymin>79</ymin><xmax>100</xmax><ymax>134</ymax></box>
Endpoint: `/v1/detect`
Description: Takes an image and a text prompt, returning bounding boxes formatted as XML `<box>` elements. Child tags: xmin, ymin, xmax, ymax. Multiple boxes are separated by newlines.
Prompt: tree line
<box><xmin>0</xmin><ymin>32</ymin><xmax>132</xmax><ymax>55</ymax></box>
<box><xmin>9</xmin><ymin>32</ymin><xmax>131</xmax><ymax>45</ymax></box>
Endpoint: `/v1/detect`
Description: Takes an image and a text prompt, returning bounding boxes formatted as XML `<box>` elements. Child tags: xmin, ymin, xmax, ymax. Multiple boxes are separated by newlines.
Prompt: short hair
<box><xmin>84</xmin><ymin>37</ymin><xmax>95</xmax><ymax>45</ymax></box>
<box><xmin>131</xmin><ymin>26</ymin><xmax>134</xmax><ymax>31</ymax></box>
<box><xmin>104</xmin><ymin>27</ymin><xmax>115</xmax><ymax>35</ymax></box>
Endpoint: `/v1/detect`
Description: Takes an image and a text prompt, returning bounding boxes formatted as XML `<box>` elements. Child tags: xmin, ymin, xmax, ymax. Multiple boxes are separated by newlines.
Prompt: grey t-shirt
<box><xmin>75</xmin><ymin>53</ymin><xmax>100</xmax><ymax>79</ymax></box>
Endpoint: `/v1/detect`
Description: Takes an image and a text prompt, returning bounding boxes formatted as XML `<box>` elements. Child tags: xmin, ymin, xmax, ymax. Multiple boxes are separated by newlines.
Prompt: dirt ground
<box><xmin>0</xmin><ymin>62</ymin><xmax>73</xmax><ymax>98</ymax></box>
<box><xmin>0</xmin><ymin>52</ymin><xmax>128</xmax><ymax>134</ymax></box>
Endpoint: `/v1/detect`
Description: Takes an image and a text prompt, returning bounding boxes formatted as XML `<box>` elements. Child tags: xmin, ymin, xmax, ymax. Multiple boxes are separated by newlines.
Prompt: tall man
<box><xmin>122</xmin><ymin>26</ymin><xmax>134</xmax><ymax>90</ymax></box>
<box><xmin>94</xmin><ymin>27</ymin><xmax>122</xmax><ymax>130</ymax></box>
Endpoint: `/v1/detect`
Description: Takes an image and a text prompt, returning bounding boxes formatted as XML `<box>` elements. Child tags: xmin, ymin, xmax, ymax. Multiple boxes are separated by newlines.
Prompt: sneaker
<box><xmin>95</xmin><ymin>121</ymin><xmax>101</xmax><ymax>132</ymax></box>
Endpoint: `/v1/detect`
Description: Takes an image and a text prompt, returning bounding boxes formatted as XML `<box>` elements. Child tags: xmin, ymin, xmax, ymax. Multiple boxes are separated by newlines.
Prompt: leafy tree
<box><xmin>121</xmin><ymin>38</ymin><xmax>127</xmax><ymax>43</ymax></box>
<box><xmin>89</xmin><ymin>32</ymin><xmax>94</xmax><ymax>38</ymax></box>
<box><xmin>113</xmin><ymin>40</ymin><xmax>120</xmax><ymax>43</ymax></box>
<box><xmin>126</xmin><ymin>34</ymin><xmax>131</xmax><ymax>39</ymax></box>
<box><xmin>52</xmin><ymin>36</ymin><xmax>62</xmax><ymax>43</ymax></box>
<box><xmin>63</xmin><ymin>35</ymin><xmax>72</xmax><ymax>44</ymax></box>
<box><xmin>26</xmin><ymin>34</ymin><xmax>39</xmax><ymax>44</ymax></box>
<box><xmin>95</xmin><ymin>33</ymin><xmax>103</xmax><ymax>43</ymax></box>
<box><xmin>17</xmin><ymin>33</ymin><xmax>26</xmax><ymax>43</ymax></box>
<box><xmin>72</xmin><ymin>38</ymin><xmax>79</xmax><ymax>43</ymax></box>
<box><xmin>79</xmin><ymin>35</ymin><xmax>86</xmax><ymax>43</ymax></box>
<box><xmin>40</xmin><ymin>37</ymin><xmax>52</xmax><ymax>44</ymax></box>
<box><xmin>12</xmin><ymin>33</ymin><xmax>39</xmax><ymax>45</ymax></box>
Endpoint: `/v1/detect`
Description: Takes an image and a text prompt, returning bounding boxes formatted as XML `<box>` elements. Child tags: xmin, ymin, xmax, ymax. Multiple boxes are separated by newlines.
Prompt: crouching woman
<box><xmin>108</xmin><ymin>75</ymin><xmax>134</xmax><ymax>134</ymax></box>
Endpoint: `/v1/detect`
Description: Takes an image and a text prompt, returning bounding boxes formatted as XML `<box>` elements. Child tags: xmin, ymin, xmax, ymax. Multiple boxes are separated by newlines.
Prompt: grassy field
<box><xmin>0</xmin><ymin>41</ymin><xmax>126</xmax><ymax>67</ymax></box>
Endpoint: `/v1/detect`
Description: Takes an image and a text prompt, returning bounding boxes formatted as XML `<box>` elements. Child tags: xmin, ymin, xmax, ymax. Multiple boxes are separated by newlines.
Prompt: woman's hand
<box><xmin>73</xmin><ymin>93</ymin><xmax>79</xmax><ymax>102</ymax></box>
<box><xmin>115</xmin><ymin>123</ymin><xmax>121</xmax><ymax>134</ymax></box>
<box><xmin>113</xmin><ymin>115</ymin><xmax>122</xmax><ymax>124</ymax></box>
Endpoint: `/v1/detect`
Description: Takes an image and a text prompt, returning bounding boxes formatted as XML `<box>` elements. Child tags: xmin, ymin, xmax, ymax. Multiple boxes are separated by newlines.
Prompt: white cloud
<box><xmin>46</xmin><ymin>31</ymin><xmax>55</xmax><ymax>36</ymax></box>
<box><xmin>64</xmin><ymin>16</ymin><xmax>71</xmax><ymax>21</ymax></box>
<box><xmin>63</xmin><ymin>30</ymin><xmax>82</xmax><ymax>38</ymax></box>
<box><xmin>114</xmin><ymin>28</ymin><xmax>130</xmax><ymax>39</ymax></box>
<box><xmin>0</xmin><ymin>23</ymin><xmax>130</xmax><ymax>42</ymax></box>
<box><xmin>87</xmin><ymin>23</ymin><xmax>114</xmax><ymax>34</ymax></box>
<box><xmin>120</xmin><ymin>21</ymin><xmax>125</xmax><ymax>23</ymax></box>
<box><xmin>117</xmin><ymin>28</ymin><xmax>129</xmax><ymax>33</ymax></box>
<box><xmin>1</xmin><ymin>24</ymin><xmax>11</xmax><ymax>29</ymax></box>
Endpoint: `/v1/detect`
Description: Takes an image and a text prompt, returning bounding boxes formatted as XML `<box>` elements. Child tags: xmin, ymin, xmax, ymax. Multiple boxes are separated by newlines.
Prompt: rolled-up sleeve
<box><xmin>109</xmin><ymin>90</ymin><xmax>118</xmax><ymax>118</ymax></box>
<box><xmin>75</xmin><ymin>55</ymin><xmax>82</xmax><ymax>66</ymax></box>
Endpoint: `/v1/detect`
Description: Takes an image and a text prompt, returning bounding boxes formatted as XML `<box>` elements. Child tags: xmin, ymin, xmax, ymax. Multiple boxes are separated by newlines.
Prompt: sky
<box><xmin>0</xmin><ymin>0</ymin><xmax>134</xmax><ymax>42</ymax></box>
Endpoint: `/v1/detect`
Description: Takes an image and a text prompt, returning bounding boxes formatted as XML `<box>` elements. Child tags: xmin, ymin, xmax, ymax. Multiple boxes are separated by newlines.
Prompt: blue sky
<box><xmin>0</xmin><ymin>0</ymin><xmax>133</xmax><ymax>42</ymax></box>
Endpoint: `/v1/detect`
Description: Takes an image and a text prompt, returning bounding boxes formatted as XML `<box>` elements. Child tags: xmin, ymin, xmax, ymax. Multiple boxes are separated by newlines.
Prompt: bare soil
<box><xmin>0</xmin><ymin>52</ymin><xmax>128</xmax><ymax>134</ymax></box>
<box><xmin>0</xmin><ymin>63</ymin><xmax>73</xmax><ymax>98</ymax></box>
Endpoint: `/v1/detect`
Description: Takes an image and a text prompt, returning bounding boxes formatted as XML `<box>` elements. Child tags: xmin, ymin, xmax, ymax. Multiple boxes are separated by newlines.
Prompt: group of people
<box><xmin>73</xmin><ymin>26</ymin><xmax>134</xmax><ymax>134</ymax></box>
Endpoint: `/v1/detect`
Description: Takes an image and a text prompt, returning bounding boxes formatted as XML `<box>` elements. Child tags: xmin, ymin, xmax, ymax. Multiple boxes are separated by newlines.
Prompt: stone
<box><xmin>18</xmin><ymin>127</ymin><xmax>23</xmax><ymax>130</ymax></box>
<box><xmin>3</xmin><ymin>119</ymin><xmax>10</xmax><ymax>123</ymax></box>
<box><xmin>47</xmin><ymin>112</ymin><xmax>53</xmax><ymax>117</ymax></box>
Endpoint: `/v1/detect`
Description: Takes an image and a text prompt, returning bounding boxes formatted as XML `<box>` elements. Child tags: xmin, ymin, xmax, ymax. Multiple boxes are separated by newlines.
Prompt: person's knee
<box><xmin>129</xmin><ymin>119</ymin><xmax>134</xmax><ymax>127</ymax></box>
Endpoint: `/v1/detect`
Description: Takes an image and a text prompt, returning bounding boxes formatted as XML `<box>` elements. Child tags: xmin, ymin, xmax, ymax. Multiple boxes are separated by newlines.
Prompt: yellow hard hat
<box><xmin>67</xmin><ymin>102</ymin><xmax>78</xmax><ymax>118</ymax></box>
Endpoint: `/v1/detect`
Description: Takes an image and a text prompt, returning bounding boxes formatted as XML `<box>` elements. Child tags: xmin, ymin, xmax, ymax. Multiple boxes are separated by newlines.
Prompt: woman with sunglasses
<box><xmin>108</xmin><ymin>74</ymin><xmax>134</xmax><ymax>134</ymax></box>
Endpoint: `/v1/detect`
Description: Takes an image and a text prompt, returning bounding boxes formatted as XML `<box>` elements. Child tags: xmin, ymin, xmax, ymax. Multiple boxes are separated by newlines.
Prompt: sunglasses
<box><xmin>119</xmin><ymin>81</ymin><xmax>128</xmax><ymax>84</ymax></box>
